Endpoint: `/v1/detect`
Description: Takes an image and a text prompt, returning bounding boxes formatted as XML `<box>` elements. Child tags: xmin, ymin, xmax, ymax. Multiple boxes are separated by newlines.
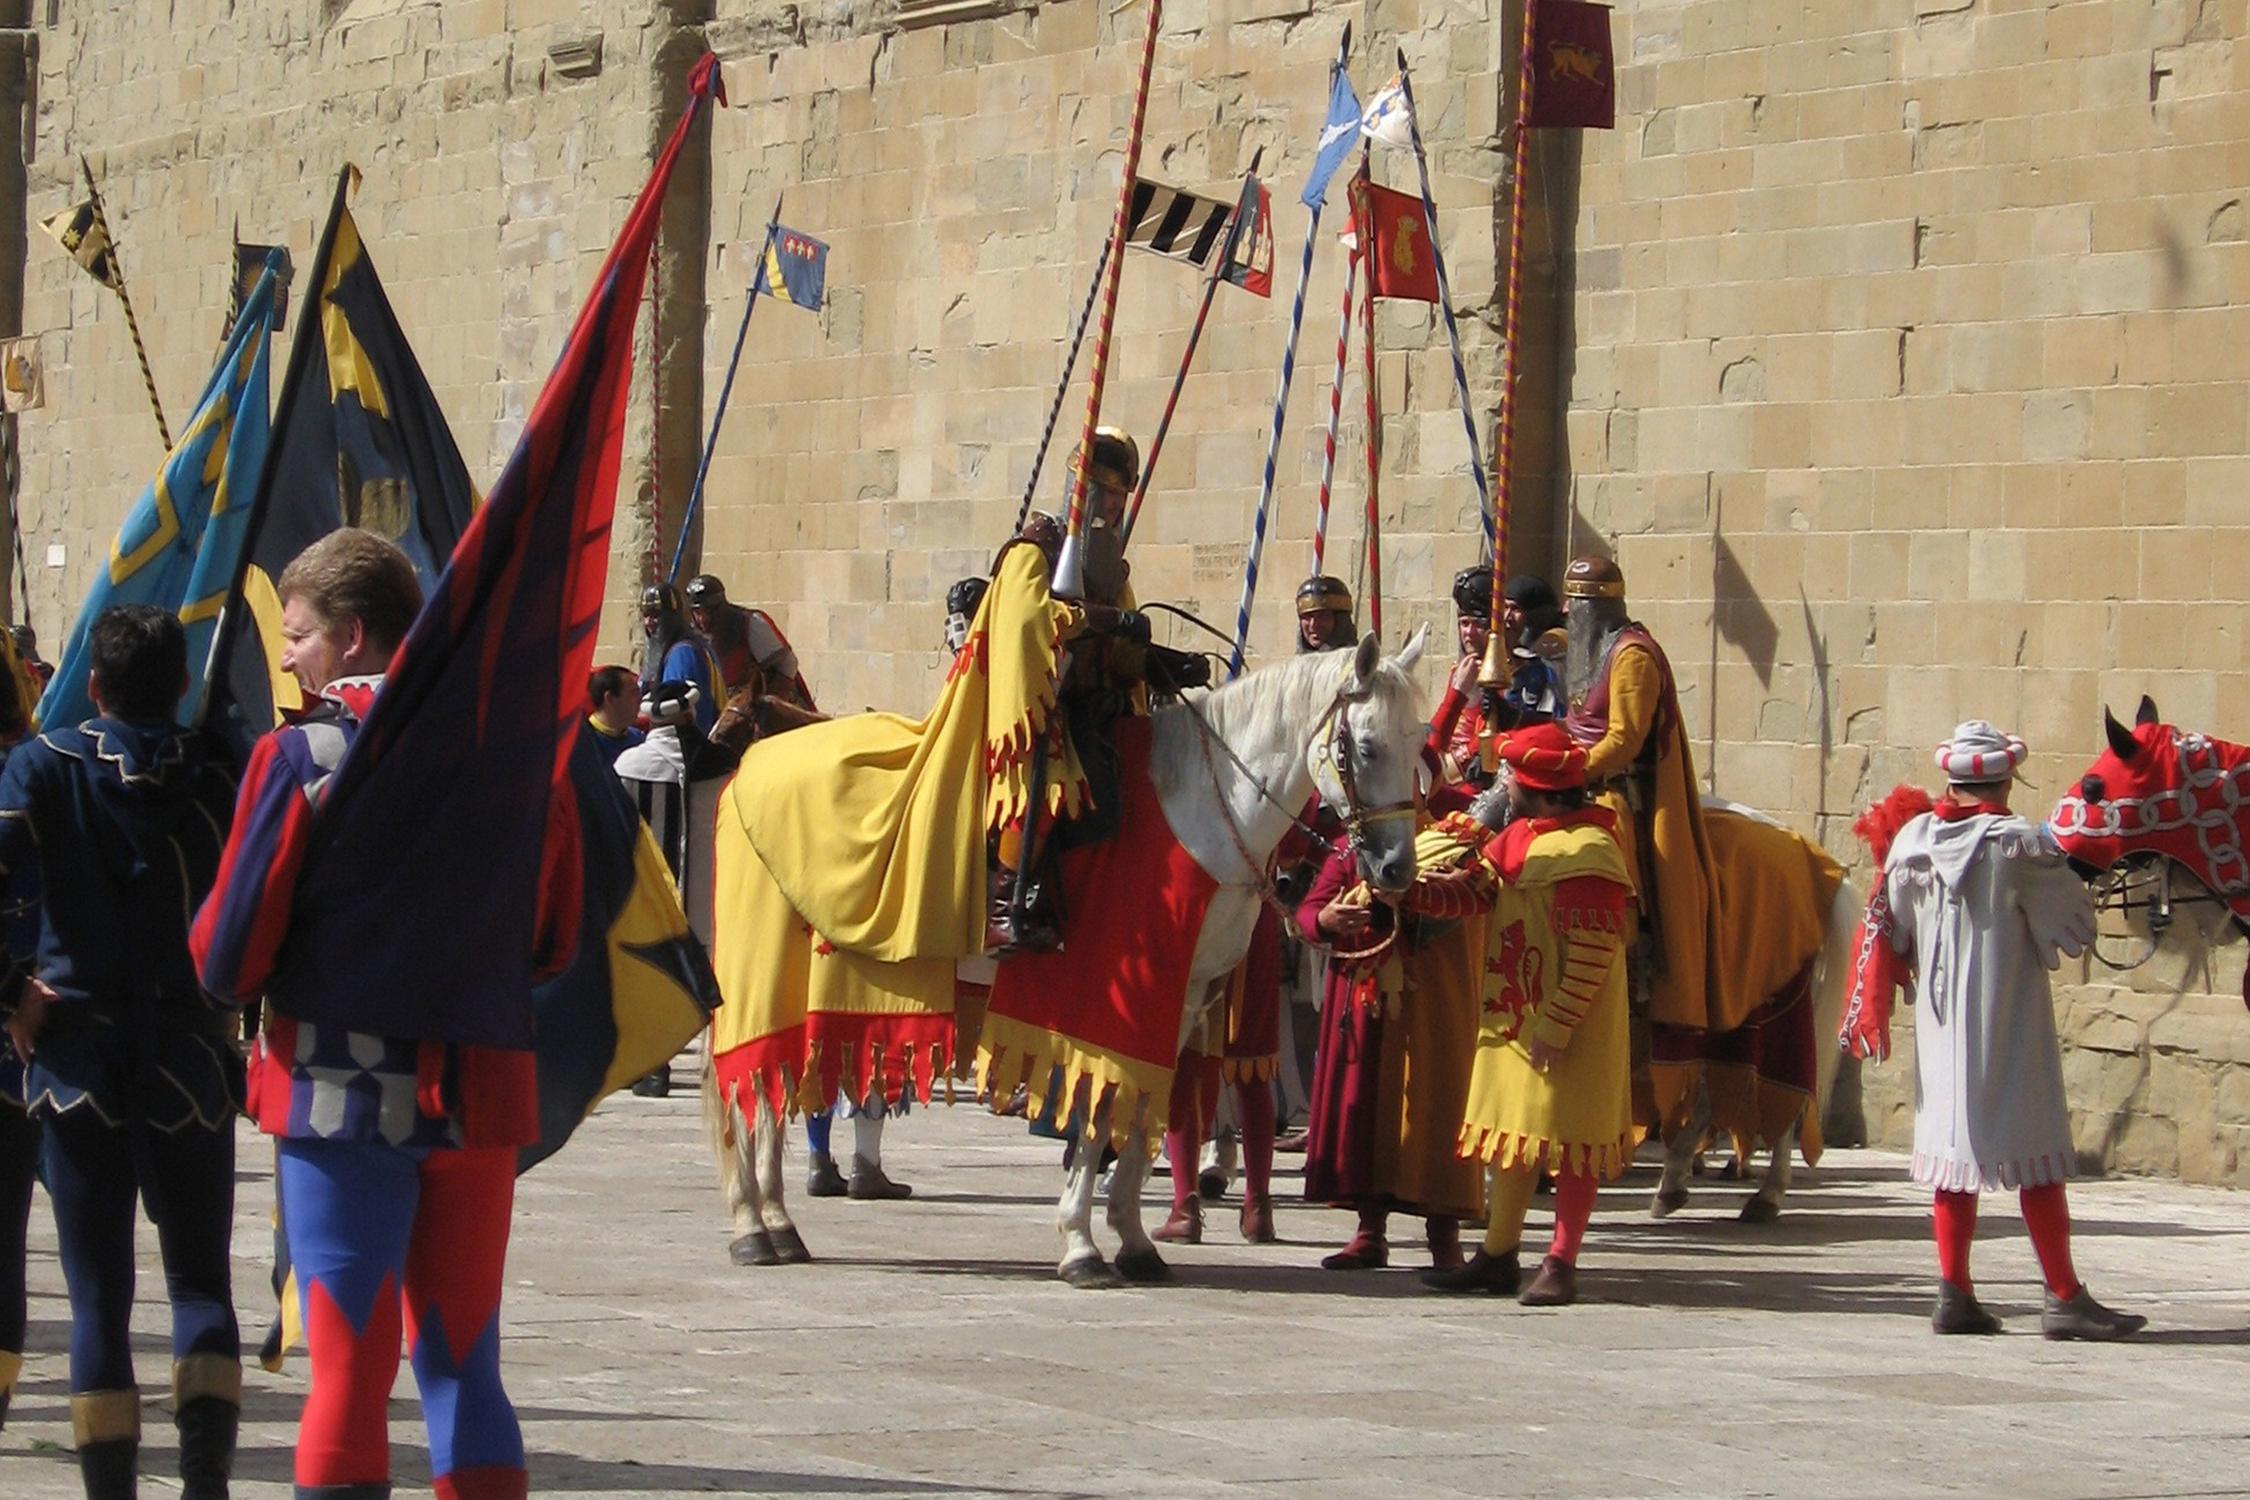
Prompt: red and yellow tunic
<box><xmin>1410</xmin><ymin>809</ymin><xmax>1637</xmax><ymax>1178</ymax></box>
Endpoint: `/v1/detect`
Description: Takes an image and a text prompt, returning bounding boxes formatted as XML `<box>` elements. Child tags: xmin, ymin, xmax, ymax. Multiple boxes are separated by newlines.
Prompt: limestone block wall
<box><xmin>12</xmin><ymin>0</ymin><xmax>707</xmax><ymax>653</ymax></box>
<box><xmin>1571</xmin><ymin>0</ymin><xmax>2250</xmax><ymax>1184</ymax></box>
<box><xmin>696</xmin><ymin>0</ymin><xmax>1509</xmax><ymax>711</ymax></box>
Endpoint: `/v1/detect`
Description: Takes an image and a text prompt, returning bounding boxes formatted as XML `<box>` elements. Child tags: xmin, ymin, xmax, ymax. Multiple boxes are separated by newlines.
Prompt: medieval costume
<box><xmin>1412</xmin><ymin>726</ymin><xmax>1635</xmax><ymax>1305</ymax></box>
<box><xmin>0</xmin><ymin>700</ymin><xmax>243</xmax><ymax>1497</ymax></box>
<box><xmin>1297</xmin><ymin>832</ymin><xmax>1484</xmax><ymax>1271</ymax></box>
<box><xmin>1847</xmin><ymin>722</ymin><xmax>2145</xmax><ymax>1340</ymax></box>
<box><xmin>639</xmin><ymin>580</ymin><xmax>721</xmax><ymax>737</ymax></box>
<box><xmin>0</xmin><ymin>637</ymin><xmax>38</xmax><ymax>1436</ymax></box>
<box><xmin>684</xmin><ymin>573</ymin><xmax>816</xmax><ymax>711</ymax></box>
<box><xmin>195</xmin><ymin>673</ymin><xmax>542</xmax><ymax>1498</ymax></box>
<box><xmin>1295</xmin><ymin>574</ymin><xmax>1358</xmax><ymax>653</ymax></box>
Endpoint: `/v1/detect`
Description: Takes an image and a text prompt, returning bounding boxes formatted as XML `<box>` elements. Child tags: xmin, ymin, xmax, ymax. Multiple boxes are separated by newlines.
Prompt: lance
<box><xmin>79</xmin><ymin>158</ymin><xmax>170</xmax><ymax>452</ymax></box>
<box><xmin>1353</xmin><ymin>160</ymin><xmax>1384</xmax><ymax>644</ymax></box>
<box><xmin>1389</xmin><ymin>53</ymin><xmax>1493</xmax><ymax>566</ymax></box>
<box><xmin>1483</xmin><ymin>0</ymin><xmax>1543</xmax><ymax>688</ymax></box>
<box><xmin>1310</xmin><ymin>245</ymin><xmax>1359</xmax><ymax>574</ymax></box>
<box><xmin>1122</xmin><ymin>147</ymin><xmax>1264</xmax><ymax>545</ymax></box>
<box><xmin>670</xmin><ymin>194</ymin><xmax>782</xmax><ymax>583</ymax></box>
<box><xmin>1230</xmin><ymin>20</ymin><xmax>1354</xmax><ymax>679</ymax></box>
<box><xmin>1014</xmin><ymin>234</ymin><xmax>1113</xmax><ymax>535</ymax></box>
<box><xmin>1052</xmin><ymin>0</ymin><xmax>1164</xmax><ymax>600</ymax></box>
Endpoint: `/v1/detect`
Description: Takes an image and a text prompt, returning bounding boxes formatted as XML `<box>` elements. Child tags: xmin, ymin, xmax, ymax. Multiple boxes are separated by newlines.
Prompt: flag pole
<box><xmin>1310</xmin><ymin>247</ymin><xmax>1358</xmax><ymax>574</ymax></box>
<box><xmin>1229</xmin><ymin>20</ymin><xmax>1353</xmax><ymax>679</ymax></box>
<box><xmin>80</xmin><ymin>157</ymin><xmax>171</xmax><ymax>452</ymax></box>
<box><xmin>1122</xmin><ymin>146</ymin><xmax>1264</xmax><ymax>545</ymax></box>
<box><xmin>670</xmin><ymin>194</ymin><xmax>781</xmax><ymax>584</ymax></box>
<box><xmin>1389</xmin><ymin>53</ymin><xmax>1493</xmax><ymax>565</ymax></box>
<box><xmin>1483</xmin><ymin>0</ymin><xmax>1542</xmax><ymax>674</ymax></box>
<box><xmin>1353</xmin><ymin>160</ymin><xmax>1384</xmax><ymax>644</ymax></box>
<box><xmin>1052</xmin><ymin>0</ymin><xmax>1164</xmax><ymax>600</ymax></box>
<box><xmin>1015</xmin><ymin>234</ymin><xmax>1113</xmax><ymax>536</ymax></box>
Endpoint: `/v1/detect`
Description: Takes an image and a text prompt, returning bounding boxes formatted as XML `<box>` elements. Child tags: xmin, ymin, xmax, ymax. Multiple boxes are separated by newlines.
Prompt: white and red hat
<box><xmin>1935</xmin><ymin>720</ymin><xmax>2027</xmax><ymax>784</ymax></box>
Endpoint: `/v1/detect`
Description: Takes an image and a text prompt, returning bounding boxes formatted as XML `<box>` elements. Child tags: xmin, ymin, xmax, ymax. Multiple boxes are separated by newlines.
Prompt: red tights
<box><xmin>1934</xmin><ymin>1184</ymin><xmax>2079</xmax><ymax>1299</ymax></box>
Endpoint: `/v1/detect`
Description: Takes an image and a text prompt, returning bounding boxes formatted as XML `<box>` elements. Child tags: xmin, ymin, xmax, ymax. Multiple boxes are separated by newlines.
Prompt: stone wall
<box><xmin>1570</xmin><ymin>0</ymin><xmax>2250</xmax><ymax>1184</ymax></box>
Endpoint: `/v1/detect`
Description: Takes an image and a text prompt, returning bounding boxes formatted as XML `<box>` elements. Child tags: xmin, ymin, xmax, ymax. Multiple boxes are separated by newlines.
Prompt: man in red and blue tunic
<box><xmin>192</xmin><ymin>529</ymin><xmax>538</xmax><ymax>1500</ymax></box>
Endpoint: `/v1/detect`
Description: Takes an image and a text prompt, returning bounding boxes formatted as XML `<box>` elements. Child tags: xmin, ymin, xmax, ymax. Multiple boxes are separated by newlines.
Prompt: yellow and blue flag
<box><xmin>753</xmin><ymin>226</ymin><xmax>829</xmax><ymax>311</ymax></box>
<box><xmin>36</xmin><ymin>257</ymin><xmax>278</xmax><ymax>730</ymax></box>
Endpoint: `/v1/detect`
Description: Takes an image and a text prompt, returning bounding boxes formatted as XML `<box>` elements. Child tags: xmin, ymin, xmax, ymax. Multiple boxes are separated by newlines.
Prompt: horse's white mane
<box><xmin>1147</xmin><ymin>645</ymin><xmax>1417</xmax><ymax>801</ymax></box>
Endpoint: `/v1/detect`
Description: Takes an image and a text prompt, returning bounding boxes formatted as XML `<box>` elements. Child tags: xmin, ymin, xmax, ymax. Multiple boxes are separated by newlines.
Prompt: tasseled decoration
<box><xmin>1839</xmin><ymin>784</ymin><xmax>1934</xmax><ymax>1063</ymax></box>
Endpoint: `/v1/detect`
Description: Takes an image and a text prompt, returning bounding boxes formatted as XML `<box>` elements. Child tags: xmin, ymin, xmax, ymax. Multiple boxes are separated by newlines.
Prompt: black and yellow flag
<box><xmin>40</xmin><ymin>198</ymin><xmax>122</xmax><ymax>291</ymax></box>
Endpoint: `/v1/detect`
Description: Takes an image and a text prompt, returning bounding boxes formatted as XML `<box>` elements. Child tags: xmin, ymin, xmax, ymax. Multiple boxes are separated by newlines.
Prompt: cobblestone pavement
<box><xmin>4</xmin><ymin>1088</ymin><xmax>2246</xmax><ymax>1498</ymax></box>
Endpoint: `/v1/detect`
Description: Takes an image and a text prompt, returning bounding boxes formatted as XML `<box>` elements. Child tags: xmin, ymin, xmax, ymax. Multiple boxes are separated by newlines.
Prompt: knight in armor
<box><xmin>640</xmin><ymin>580</ymin><xmax>721</xmax><ymax>737</ymax></box>
<box><xmin>945</xmin><ymin>576</ymin><xmax>990</xmax><ymax>658</ymax></box>
<box><xmin>1495</xmin><ymin>577</ymin><xmax>1564</xmax><ymax>726</ymax></box>
<box><xmin>1558</xmin><ymin>554</ymin><xmax>1722</xmax><ymax>1122</ymax></box>
<box><xmin>684</xmin><ymin>573</ymin><xmax>815</xmax><ymax>712</ymax></box>
<box><xmin>1295</xmin><ymin>574</ymin><xmax>1359</xmax><ymax>653</ymax></box>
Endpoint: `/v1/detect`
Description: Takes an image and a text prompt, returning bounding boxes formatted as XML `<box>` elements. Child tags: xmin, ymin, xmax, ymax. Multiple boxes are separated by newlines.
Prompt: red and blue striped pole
<box><xmin>1230</xmin><ymin>22</ymin><xmax>1354</xmax><ymax>679</ymax></box>
<box><xmin>1014</xmin><ymin>234</ymin><xmax>1113</xmax><ymax>536</ymax></box>
<box><xmin>1391</xmin><ymin>49</ymin><xmax>1495</xmax><ymax>564</ymax></box>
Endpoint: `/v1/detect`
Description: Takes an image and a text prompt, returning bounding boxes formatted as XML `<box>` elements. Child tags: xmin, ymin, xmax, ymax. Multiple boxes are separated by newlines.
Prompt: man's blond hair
<box><xmin>277</xmin><ymin>529</ymin><xmax>423</xmax><ymax>654</ymax></box>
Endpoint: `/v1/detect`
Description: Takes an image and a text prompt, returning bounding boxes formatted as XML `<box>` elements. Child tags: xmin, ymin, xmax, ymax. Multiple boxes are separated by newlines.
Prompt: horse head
<box><xmin>2049</xmin><ymin>695</ymin><xmax>2250</xmax><ymax>930</ymax></box>
<box><xmin>1313</xmin><ymin>626</ymin><xmax>1429</xmax><ymax>897</ymax></box>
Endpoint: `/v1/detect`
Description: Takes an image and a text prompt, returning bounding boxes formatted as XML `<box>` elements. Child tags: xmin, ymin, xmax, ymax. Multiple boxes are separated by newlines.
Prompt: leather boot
<box><xmin>1932</xmin><ymin>1279</ymin><xmax>2002</xmax><ymax>1335</ymax></box>
<box><xmin>1320</xmin><ymin>1227</ymin><xmax>1389</xmax><ymax>1270</ymax></box>
<box><xmin>805</xmin><ymin>1151</ymin><xmax>848</xmax><ymax>1197</ymax></box>
<box><xmin>985</xmin><ymin>865</ymin><xmax>1062</xmax><ymax>955</ymax></box>
<box><xmin>848</xmin><ymin>1156</ymin><xmax>913</xmax><ymax>1200</ymax></box>
<box><xmin>1154</xmin><ymin>1194</ymin><xmax>1204</xmax><ymax>1244</ymax></box>
<box><xmin>1238</xmin><ymin>1193</ymin><xmax>1277</xmax><ymax>1244</ymax></box>
<box><xmin>1426</xmin><ymin>1216</ymin><xmax>1465</xmax><ymax>1272</ymax></box>
<box><xmin>174</xmin><ymin>1355</ymin><xmax>242</xmax><ymax>1500</ymax></box>
<box><xmin>2042</xmin><ymin>1286</ymin><xmax>2147</xmax><ymax>1341</ymax></box>
<box><xmin>1519</xmin><ymin>1254</ymin><xmax>1579</xmax><ymax>1307</ymax></box>
<box><xmin>74</xmin><ymin>1389</ymin><xmax>140</xmax><ymax>1499</ymax></box>
<box><xmin>1421</xmin><ymin>1247</ymin><xmax>1520</xmax><ymax>1294</ymax></box>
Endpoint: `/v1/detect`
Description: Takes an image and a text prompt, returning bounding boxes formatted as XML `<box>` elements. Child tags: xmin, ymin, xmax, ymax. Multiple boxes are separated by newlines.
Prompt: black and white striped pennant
<box><xmin>1125</xmin><ymin>176</ymin><xmax>1237</xmax><ymax>270</ymax></box>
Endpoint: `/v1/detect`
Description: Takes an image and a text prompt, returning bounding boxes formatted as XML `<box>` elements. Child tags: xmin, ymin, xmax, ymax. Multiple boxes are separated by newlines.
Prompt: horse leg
<box><xmin>720</xmin><ymin>1092</ymin><xmax>778</xmax><ymax>1267</ymax></box>
<box><xmin>756</xmin><ymin>1094</ymin><xmax>812</xmax><ymax>1264</ymax></box>
<box><xmin>1740</xmin><ymin>1123</ymin><xmax>1795</xmax><ymax>1224</ymax></box>
<box><xmin>1056</xmin><ymin>1091</ymin><xmax>1120</xmax><ymax>1288</ymax></box>
<box><xmin>1110</xmin><ymin>1120</ymin><xmax>1168</xmax><ymax>1284</ymax></box>
<box><xmin>1650</xmin><ymin>1081</ymin><xmax>1709</xmax><ymax>1219</ymax></box>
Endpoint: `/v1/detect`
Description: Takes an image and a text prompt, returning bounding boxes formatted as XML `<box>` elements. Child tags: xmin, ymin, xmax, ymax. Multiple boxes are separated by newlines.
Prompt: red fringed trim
<box><xmin>711</xmin><ymin>1023</ymin><xmax>809</xmax><ymax>1123</ymax></box>
<box><xmin>1852</xmin><ymin>784</ymin><xmax>1934</xmax><ymax>867</ymax></box>
<box><xmin>1550</xmin><ymin>876</ymin><xmax>1630</xmax><ymax>933</ymax></box>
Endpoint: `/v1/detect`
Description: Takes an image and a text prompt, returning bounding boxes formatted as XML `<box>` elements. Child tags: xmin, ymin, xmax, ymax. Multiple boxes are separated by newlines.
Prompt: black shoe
<box><xmin>630</xmin><ymin>1068</ymin><xmax>671</xmax><ymax>1098</ymax></box>
<box><xmin>79</xmin><ymin>1437</ymin><xmax>138</xmax><ymax>1500</ymax></box>
<box><xmin>176</xmin><ymin>1394</ymin><xmax>239</xmax><ymax>1499</ymax></box>
<box><xmin>1932</xmin><ymin>1279</ymin><xmax>2002</xmax><ymax>1335</ymax></box>
<box><xmin>2042</xmin><ymin>1286</ymin><xmax>2147</xmax><ymax>1341</ymax></box>
<box><xmin>806</xmin><ymin>1151</ymin><xmax>848</xmax><ymax>1197</ymax></box>
<box><xmin>848</xmin><ymin>1157</ymin><xmax>912</xmax><ymax>1200</ymax></box>
<box><xmin>1421</xmin><ymin>1247</ymin><xmax>1521</xmax><ymax>1294</ymax></box>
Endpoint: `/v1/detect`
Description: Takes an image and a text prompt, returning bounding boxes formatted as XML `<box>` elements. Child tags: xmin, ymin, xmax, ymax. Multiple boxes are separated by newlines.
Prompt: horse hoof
<box><xmin>1115</xmin><ymin>1246</ymin><xmax>1173</xmax><ymax>1284</ymax></box>
<box><xmin>1737</xmin><ymin>1196</ymin><xmax>1781</xmax><ymax>1225</ymax></box>
<box><xmin>1061</xmin><ymin>1257</ymin><xmax>1124</xmax><ymax>1290</ymax></box>
<box><xmin>1650</xmin><ymin>1187</ymin><xmax>1689</xmax><ymax>1220</ymax></box>
<box><xmin>730</xmin><ymin>1231</ymin><xmax>778</xmax><ymax>1266</ymax></box>
<box><xmin>770</xmin><ymin>1225</ymin><xmax>814</xmax><ymax>1264</ymax></box>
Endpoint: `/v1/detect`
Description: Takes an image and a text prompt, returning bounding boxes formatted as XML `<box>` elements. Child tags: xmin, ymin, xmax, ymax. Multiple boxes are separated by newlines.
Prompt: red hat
<box><xmin>1496</xmin><ymin>722</ymin><xmax>1588</xmax><ymax>793</ymax></box>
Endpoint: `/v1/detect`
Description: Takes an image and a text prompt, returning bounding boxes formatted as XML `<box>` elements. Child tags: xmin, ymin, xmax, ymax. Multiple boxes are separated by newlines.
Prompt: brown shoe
<box><xmin>847</xmin><ymin>1157</ymin><xmax>913</xmax><ymax>1200</ymax></box>
<box><xmin>1321</xmin><ymin>1230</ymin><xmax>1389</xmax><ymax>1270</ymax></box>
<box><xmin>1519</xmin><ymin>1254</ymin><xmax>1577</xmax><ymax>1307</ymax></box>
<box><xmin>1273</xmin><ymin>1127</ymin><xmax>1311</xmax><ymax>1154</ymax></box>
<box><xmin>1154</xmin><ymin>1196</ymin><xmax>1204</xmax><ymax>1244</ymax></box>
<box><xmin>2042</xmin><ymin>1286</ymin><xmax>2146</xmax><ymax>1341</ymax></box>
<box><xmin>1421</xmin><ymin>1247</ymin><xmax>1520</xmax><ymax>1294</ymax></box>
<box><xmin>1932</xmin><ymin>1279</ymin><xmax>2002</xmax><ymax>1335</ymax></box>
<box><xmin>1239</xmin><ymin>1195</ymin><xmax>1277</xmax><ymax>1244</ymax></box>
<box><xmin>1426</xmin><ymin>1216</ymin><xmax>1465</xmax><ymax>1272</ymax></box>
<box><xmin>986</xmin><ymin>867</ymin><xmax>1062</xmax><ymax>955</ymax></box>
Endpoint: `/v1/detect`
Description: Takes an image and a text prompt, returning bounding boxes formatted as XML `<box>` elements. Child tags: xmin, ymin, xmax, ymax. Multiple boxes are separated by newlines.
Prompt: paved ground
<box><xmin>4</xmin><ymin>1088</ymin><xmax>2247</xmax><ymax>1498</ymax></box>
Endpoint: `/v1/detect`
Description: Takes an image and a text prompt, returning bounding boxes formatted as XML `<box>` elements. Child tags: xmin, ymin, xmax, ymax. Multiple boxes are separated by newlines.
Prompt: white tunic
<box><xmin>1885</xmin><ymin>811</ymin><xmax>2096</xmax><ymax>1192</ymax></box>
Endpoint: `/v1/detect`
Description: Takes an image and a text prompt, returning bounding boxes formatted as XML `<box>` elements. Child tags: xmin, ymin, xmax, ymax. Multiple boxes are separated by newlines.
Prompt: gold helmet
<box><xmin>1295</xmin><ymin>574</ymin><xmax>1354</xmax><ymax>617</ymax></box>
<box><xmin>1084</xmin><ymin>425</ymin><xmax>1140</xmax><ymax>493</ymax></box>
<box><xmin>1561</xmin><ymin>554</ymin><xmax>1626</xmax><ymax>600</ymax></box>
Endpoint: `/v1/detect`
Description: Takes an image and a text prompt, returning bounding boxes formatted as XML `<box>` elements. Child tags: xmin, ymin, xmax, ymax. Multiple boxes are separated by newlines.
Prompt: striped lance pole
<box><xmin>1123</xmin><ymin>148</ymin><xmax>1263</xmax><ymax>545</ymax></box>
<box><xmin>1310</xmin><ymin>246</ymin><xmax>1358</xmax><ymax>574</ymax></box>
<box><xmin>1390</xmin><ymin>53</ymin><xmax>1493</xmax><ymax>564</ymax></box>
<box><xmin>1487</xmin><ymin>0</ymin><xmax>1542</xmax><ymax>650</ymax></box>
<box><xmin>80</xmin><ymin>159</ymin><xmax>171</xmax><ymax>452</ymax></box>
<box><xmin>1052</xmin><ymin>0</ymin><xmax>1163</xmax><ymax>600</ymax></box>
<box><xmin>1230</xmin><ymin>21</ymin><xmax>1354</xmax><ymax>679</ymax></box>
<box><xmin>1353</xmin><ymin>161</ymin><xmax>1383</xmax><ymax>644</ymax></box>
<box><xmin>1014</xmin><ymin>232</ymin><xmax>1112</xmax><ymax>535</ymax></box>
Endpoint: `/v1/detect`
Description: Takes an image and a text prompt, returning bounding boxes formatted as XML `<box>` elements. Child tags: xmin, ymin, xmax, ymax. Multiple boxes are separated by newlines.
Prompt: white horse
<box><xmin>703</xmin><ymin>629</ymin><xmax>1432</xmax><ymax>1283</ymax></box>
<box><xmin>1647</xmin><ymin>795</ymin><xmax>1860</xmax><ymax>1223</ymax></box>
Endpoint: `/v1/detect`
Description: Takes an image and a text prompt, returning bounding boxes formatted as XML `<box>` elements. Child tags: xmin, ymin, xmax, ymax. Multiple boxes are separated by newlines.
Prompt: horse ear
<box><xmin>1349</xmin><ymin>632</ymin><xmax>1381</xmax><ymax>693</ymax></box>
<box><xmin>1393</xmin><ymin>622</ymin><xmax>1429</xmax><ymax>674</ymax></box>
<box><xmin>2135</xmin><ymin>694</ymin><xmax>2160</xmax><ymax>727</ymax></box>
<box><xmin>2104</xmin><ymin>707</ymin><xmax>2141</xmax><ymax>761</ymax></box>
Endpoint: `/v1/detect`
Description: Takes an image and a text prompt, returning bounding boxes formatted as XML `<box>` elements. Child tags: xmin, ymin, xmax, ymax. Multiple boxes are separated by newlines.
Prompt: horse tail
<box><xmin>1809</xmin><ymin>876</ymin><xmax>1861</xmax><ymax>1112</ymax></box>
